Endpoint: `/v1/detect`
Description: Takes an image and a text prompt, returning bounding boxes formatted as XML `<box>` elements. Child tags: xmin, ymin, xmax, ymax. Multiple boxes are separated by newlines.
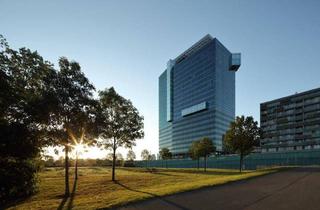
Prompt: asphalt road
<box><xmin>116</xmin><ymin>167</ymin><xmax>320</xmax><ymax>210</ymax></box>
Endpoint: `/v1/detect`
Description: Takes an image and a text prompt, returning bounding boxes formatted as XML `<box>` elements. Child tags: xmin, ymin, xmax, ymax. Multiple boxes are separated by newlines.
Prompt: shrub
<box><xmin>0</xmin><ymin>158</ymin><xmax>39</xmax><ymax>206</ymax></box>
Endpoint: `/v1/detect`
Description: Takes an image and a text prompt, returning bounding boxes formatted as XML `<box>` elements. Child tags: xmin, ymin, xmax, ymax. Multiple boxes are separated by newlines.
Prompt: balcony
<box><xmin>229</xmin><ymin>53</ymin><xmax>241</xmax><ymax>71</ymax></box>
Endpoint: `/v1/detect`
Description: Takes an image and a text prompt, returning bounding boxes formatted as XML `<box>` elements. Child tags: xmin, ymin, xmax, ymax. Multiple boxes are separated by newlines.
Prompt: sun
<box><xmin>74</xmin><ymin>143</ymin><xmax>87</xmax><ymax>154</ymax></box>
<box><xmin>67</xmin><ymin>129</ymin><xmax>89</xmax><ymax>158</ymax></box>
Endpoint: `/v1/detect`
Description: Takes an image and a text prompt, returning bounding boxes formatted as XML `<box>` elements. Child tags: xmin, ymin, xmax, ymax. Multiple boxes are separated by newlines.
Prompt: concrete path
<box><xmin>116</xmin><ymin>167</ymin><xmax>320</xmax><ymax>210</ymax></box>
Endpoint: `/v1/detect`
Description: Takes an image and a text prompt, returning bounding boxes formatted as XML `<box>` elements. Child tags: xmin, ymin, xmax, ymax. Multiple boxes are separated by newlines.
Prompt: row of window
<box><xmin>262</xmin><ymin>144</ymin><xmax>320</xmax><ymax>152</ymax></box>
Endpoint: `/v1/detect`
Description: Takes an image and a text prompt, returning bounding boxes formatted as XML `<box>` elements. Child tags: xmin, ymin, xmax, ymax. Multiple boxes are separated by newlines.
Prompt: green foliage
<box><xmin>141</xmin><ymin>149</ymin><xmax>151</xmax><ymax>161</ymax></box>
<box><xmin>189</xmin><ymin>137</ymin><xmax>216</xmax><ymax>171</ymax></box>
<box><xmin>159</xmin><ymin>148</ymin><xmax>172</xmax><ymax>160</ymax></box>
<box><xmin>98</xmin><ymin>87</ymin><xmax>144</xmax><ymax>181</ymax></box>
<box><xmin>0</xmin><ymin>35</ymin><xmax>57</xmax><ymax>204</ymax></box>
<box><xmin>0</xmin><ymin>159</ymin><xmax>40</xmax><ymax>206</ymax></box>
<box><xmin>98</xmin><ymin>87</ymin><xmax>144</xmax><ymax>149</ymax></box>
<box><xmin>224</xmin><ymin>115</ymin><xmax>261</xmax><ymax>172</ymax></box>
<box><xmin>189</xmin><ymin>141</ymin><xmax>201</xmax><ymax>161</ymax></box>
<box><xmin>47</xmin><ymin>57</ymin><xmax>98</xmax><ymax>195</ymax></box>
<box><xmin>50</xmin><ymin>57</ymin><xmax>97</xmax><ymax>143</ymax></box>
<box><xmin>126</xmin><ymin>150</ymin><xmax>136</xmax><ymax>161</ymax></box>
<box><xmin>0</xmin><ymin>34</ymin><xmax>99</xmax><ymax>201</ymax></box>
<box><xmin>198</xmin><ymin>137</ymin><xmax>216</xmax><ymax>158</ymax></box>
<box><xmin>43</xmin><ymin>158</ymin><xmax>114</xmax><ymax>167</ymax></box>
<box><xmin>159</xmin><ymin>148</ymin><xmax>172</xmax><ymax>168</ymax></box>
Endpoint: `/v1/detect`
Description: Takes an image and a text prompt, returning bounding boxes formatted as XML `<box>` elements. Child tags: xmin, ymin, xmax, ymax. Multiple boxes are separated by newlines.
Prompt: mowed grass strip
<box><xmin>8</xmin><ymin>167</ymin><xmax>280</xmax><ymax>210</ymax></box>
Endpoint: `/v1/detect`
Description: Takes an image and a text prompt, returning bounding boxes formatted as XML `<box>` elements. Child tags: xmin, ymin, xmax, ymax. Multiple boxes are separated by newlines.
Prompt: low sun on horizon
<box><xmin>45</xmin><ymin>146</ymin><xmax>139</xmax><ymax>160</ymax></box>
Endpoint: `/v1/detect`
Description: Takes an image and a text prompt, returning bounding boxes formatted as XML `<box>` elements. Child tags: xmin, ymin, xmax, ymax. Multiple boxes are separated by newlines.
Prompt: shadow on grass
<box><xmin>57</xmin><ymin>177</ymin><xmax>77</xmax><ymax>210</ymax></box>
<box><xmin>152</xmin><ymin>172</ymin><xmax>179</xmax><ymax>176</ymax></box>
<box><xmin>114</xmin><ymin>181</ymin><xmax>190</xmax><ymax>210</ymax></box>
<box><xmin>162</xmin><ymin>168</ymin><xmax>247</xmax><ymax>176</ymax></box>
<box><xmin>121</xmin><ymin>167</ymin><xmax>245</xmax><ymax>176</ymax></box>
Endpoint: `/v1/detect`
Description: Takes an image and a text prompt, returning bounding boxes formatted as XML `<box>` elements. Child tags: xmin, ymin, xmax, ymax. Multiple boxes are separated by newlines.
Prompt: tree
<box><xmin>150</xmin><ymin>154</ymin><xmax>156</xmax><ymax>160</ymax></box>
<box><xmin>159</xmin><ymin>148</ymin><xmax>172</xmax><ymax>168</ymax></box>
<box><xmin>73</xmin><ymin>142</ymin><xmax>89</xmax><ymax>180</ymax></box>
<box><xmin>98</xmin><ymin>87</ymin><xmax>144</xmax><ymax>181</ymax></box>
<box><xmin>49</xmin><ymin>57</ymin><xmax>97</xmax><ymax>196</ymax></box>
<box><xmin>222</xmin><ymin>134</ymin><xmax>233</xmax><ymax>155</ymax></box>
<box><xmin>106</xmin><ymin>153</ymin><xmax>114</xmax><ymax>161</ymax></box>
<box><xmin>141</xmin><ymin>149</ymin><xmax>151</xmax><ymax>168</ymax></box>
<box><xmin>224</xmin><ymin>116</ymin><xmax>260</xmax><ymax>172</ymax></box>
<box><xmin>126</xmin><ymin>150</ymin><xmax>136</xmax><ymax>161</ymax></box>
<box><xmin>197</xmin><ymin>137</ymin><xmax>216</xmax><ymax>172</ymax></box>
<box><xmin>141</xmin><ymin>149</ymin><xmax>151</xmax><ymax>160</ymax></box>
<box><xmin>189</xmin><ymin>141</ymin><xmax>201</xmax><ymax>169</ymax></box>
<box><xmin>0</xmin><ymin>35</ymin><xmax>58</xmax><ymax>204</ymax></box>
<box><xmin>116</xmin><ymin>153</ymin><xmax>124</xmax><ymax>166</ymax></box>
<box><xmin>43</xmin><ymin>155</ymin><xmax>55</xmax><ymax>167</ymax></box>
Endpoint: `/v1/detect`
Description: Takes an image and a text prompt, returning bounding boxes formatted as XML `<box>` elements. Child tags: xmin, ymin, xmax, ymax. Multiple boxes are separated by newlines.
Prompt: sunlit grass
<box><xmin>7</xmin><ymin>166</ymin><xmax>281</xmax><ymax>210</ymax></box>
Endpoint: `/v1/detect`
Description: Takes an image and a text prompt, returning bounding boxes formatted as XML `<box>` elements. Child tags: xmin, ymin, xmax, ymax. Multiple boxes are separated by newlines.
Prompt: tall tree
<box><xmin>197</xmin><ymin>137</ymin><xmax>216</xmax><ymax>172</ymax></box>
<box><xmin>189</xmin><ymin>141</ymin><xmax>201</xmax><ymax>169</ymax></box>
<box><xmin>0</xmin><ymin>35</ymin><xmax>57</xmax><ymax>204</ymax></box>
<box><xmin>72</xmin><ymin>140</ymin><xmax>88</xmax><ymax>180</ymax></box>
<box><xmin>98</xmin><ymin>87</ymin><xmax>144</xmax><ymax>181</ymax></box>
<box><xmin>126</xmin><ymin>150</ymin><xmax>136</xmax><ymax>161</ymax></box>
<box><xmin>150</xmin><ymin>154</ymin><xmax>156</xmax><ymax>160</ymax></box>
<box><xmin>224</xmin><ymin>116</ymin><xmax>261</xmax><ymax>172</ymax></box>
<box><xmin>141</xmin><ymin>149</ymin><xmax>151</xmax><ymax>168</ymax></box>
<box><xmin>50</xmin><ymin>57</ymin><xmax>97</xmax><ymax>196</ymax></box>
<box><xmin>159</xmin><ymin>148</ymin><xmax>172</xmax><ymax>168</ymax></box>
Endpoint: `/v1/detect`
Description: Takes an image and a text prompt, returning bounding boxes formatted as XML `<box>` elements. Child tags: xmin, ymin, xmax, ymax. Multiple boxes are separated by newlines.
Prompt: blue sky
<box><xmin>1</xmin><ymin>0</ymin><xmax>320</xmax><ymax>158</ymax></box>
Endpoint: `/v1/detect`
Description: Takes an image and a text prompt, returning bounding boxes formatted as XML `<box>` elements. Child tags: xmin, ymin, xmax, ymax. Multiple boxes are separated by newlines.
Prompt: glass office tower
<box><xmin>159</xmin><ymin>34</ymin><xmax>240</xmax><ymax>157</ymax></box>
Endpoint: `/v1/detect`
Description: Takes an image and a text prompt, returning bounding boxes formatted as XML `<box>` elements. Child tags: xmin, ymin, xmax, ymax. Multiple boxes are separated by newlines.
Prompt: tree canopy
<box><xmin>224</xmin><ymin>115</ymin><xmax>261</xmax><ymax>172</ymax></box>
<box><xmin>0</xmin><ymin>35</ymin><xmax>58</xmax><ymax>204</ymax></box>
<box><xmin>159</xmin><ymin>148</ymin><xmax>172</xmax><ymax>168</ymax></box>
<box><xmin>159</xmin><ymin>148</ymin><xmax>172</xmax><ymax>160</ymax></box>
<box><xmin>126</xmin><ymin>150</ymin><xmax>136</xmax><ymax>161</ymax></box>
<box><xmin>141</xmin><ymin>149</ymin><xmax>151</xmax><ymax>161</ymax></box>
<box><xmin>189</xmin><ymin>138</ymin><xmax>215</xmax><ymax>171</ymax></box>
<box><xmin>98</xmin><ymin>87</ymin><xmax>144</xmax><ymax>181</ymax></box>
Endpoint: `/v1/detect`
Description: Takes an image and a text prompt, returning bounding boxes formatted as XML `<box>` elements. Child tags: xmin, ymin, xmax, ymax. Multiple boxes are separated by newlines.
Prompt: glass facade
<box><xmin>260</xmin><ymin>88</ymin><xmax>320</xmax><ymax>152</ymax></box>
<box><xmin>159</xmin><ymin>35</ymin><xmax>240</xmax><ymax>157</ymax></box>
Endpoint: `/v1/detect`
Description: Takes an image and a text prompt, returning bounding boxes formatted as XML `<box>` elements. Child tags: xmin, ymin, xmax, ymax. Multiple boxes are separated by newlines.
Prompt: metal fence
<box><xmin>135</xmin><ymin>149</ymin><xmax>320</xmax><ymax>170</ymax></box>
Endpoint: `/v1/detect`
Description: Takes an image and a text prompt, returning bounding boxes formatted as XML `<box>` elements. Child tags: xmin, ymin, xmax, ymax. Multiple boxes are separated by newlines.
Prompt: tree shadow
<box><xmin>162</xmin><ymin>168</ymin><xmax>243</xmax><ymax>176</ymax></box>
<box><xmin>57</xmin><ymin>178</ymin><xmax>77</xmax><ymax>210</ymax></box>
<box><xmin>57</xmin><ymin>196</ymin><xmax>68</xmax><ymax>210</ymax></box>
<box><xmin>115</xmin><ymin>181</ymin><xmax>190</xmax><ymax>210</ymax></box>
<box><xmin>157</xmin><ymin>172</ymin><xmax>179</xmax><ymax>176</ymax></box>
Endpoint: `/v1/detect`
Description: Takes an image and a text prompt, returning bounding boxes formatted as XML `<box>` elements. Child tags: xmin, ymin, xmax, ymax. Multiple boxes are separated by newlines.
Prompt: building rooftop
<box><xmin>261</xmin><ymin>87</ymin><xmax>320</xmax><ymax>105</ymax></box>
<box><xmin>175</xmin><ymin>34</ymin><xmax>214</xmax><ymax>64</ymax></box>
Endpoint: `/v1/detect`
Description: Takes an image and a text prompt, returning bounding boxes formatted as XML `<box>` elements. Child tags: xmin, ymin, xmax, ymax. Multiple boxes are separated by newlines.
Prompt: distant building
<box><xmin>159</xmin><ymin>34</ymin><xmax>241</xmax><ymax>157</ymax></box>
<box><xmin>260</xmin><ymin>88</ymin><xmax>320</xmax><ymax>152</ymax></box>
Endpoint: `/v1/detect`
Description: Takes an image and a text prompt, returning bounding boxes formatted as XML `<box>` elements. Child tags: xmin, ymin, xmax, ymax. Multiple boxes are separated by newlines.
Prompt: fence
<box><xmin>135</xmin><ymin>149</ymin><xmax>320</xmax><ymax>170</ymax></box>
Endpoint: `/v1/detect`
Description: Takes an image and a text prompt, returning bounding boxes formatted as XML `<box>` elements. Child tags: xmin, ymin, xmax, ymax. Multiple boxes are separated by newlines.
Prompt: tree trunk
<box><xmin>112</xmin><ymin>140</ymin><xmax>116</xmax><ymax>181</ymax></box>
<box><xmin>75</xmin><ymin>151</ymin><xmax>78</xmax><ymax>180</ymax></box>
<box><xmin>204</xmin><ymin>156</ymin><xmax>207</xmax><ymax>172</ymax></box>
<box><xmin>64</xmin><ymin>144</ymin><xmax>70</xmax><ymax>196</ymax></box>
<box><xmin>239</xmin><ymin>153</ymin><xmax>243</xmax><ymax>173</ymax></box>
<box><xmin>197</xmin><ymin>158</ymin><xmax>199</xmax><ymax>170</ymax></box>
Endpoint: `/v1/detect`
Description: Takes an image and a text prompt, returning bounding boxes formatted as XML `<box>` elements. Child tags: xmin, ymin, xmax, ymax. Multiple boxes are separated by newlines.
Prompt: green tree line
<box><xmin>0</xmin><ymin>35</ymin><xmax>144</xmax><ymax>206</ymax></box>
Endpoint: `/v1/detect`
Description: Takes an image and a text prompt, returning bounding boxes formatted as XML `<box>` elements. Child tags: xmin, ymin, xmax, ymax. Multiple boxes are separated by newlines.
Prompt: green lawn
<box><xmin>7</xmin><ymin>167</ymin><xmax>280</xmax><ymax>210</ymax></box>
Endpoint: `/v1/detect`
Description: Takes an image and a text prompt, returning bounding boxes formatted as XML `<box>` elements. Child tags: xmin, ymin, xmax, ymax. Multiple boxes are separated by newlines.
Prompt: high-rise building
<box><xmin>260</xmin><ymin>88</ymin><xmax>320</xmax><ymax>152</ymax></box>
<box><xmin>159</xmin><ymin>34</ymin><xmax>240</xmax><ymax>157</ymax></box>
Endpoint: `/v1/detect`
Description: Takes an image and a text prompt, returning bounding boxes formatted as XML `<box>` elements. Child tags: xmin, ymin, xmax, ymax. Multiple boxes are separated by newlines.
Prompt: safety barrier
<box><xmin>135</xmin><ymin>149</ymin><xmax>320</xmax><ymax>170</ymax></box>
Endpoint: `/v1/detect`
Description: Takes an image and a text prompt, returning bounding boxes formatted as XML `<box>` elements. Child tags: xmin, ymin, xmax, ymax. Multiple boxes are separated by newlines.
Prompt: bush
<box><xmin>0</xmin><ymin>158</ymin><xmax>39</xmax><ymax>207</ymax></box>
<box><xmin>123</xmin><ymin>160</ymin><xmax>135</xmax><ymax>167</ymax></box>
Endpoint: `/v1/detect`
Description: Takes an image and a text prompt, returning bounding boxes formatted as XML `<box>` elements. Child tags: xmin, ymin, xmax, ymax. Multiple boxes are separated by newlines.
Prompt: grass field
<box><xmin>7</xmin><ymin>167</ymin><xmax>280</xmax><ymax>210</ymax></box>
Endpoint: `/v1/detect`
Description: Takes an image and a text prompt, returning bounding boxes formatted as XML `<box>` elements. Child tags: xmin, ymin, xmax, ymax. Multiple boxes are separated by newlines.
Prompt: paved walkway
<box><xmin>116</xmin><ymin>167</ymin><xmax>320</xmax><ymax>210</ymax></box>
